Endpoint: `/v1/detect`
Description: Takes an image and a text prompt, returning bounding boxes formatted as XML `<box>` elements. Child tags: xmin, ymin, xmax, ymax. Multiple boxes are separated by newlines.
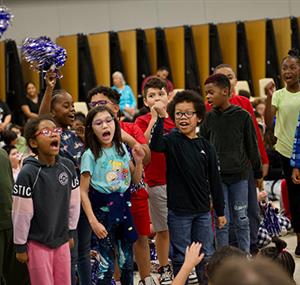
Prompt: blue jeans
<box><xmin>71</xmin><ymin>210</ymin><xmax>92</xmax><ymax>285</ymax></box>
<box><xmin>215</xmin><ymin>180</ymin><xmax>250</xmax><ymax>253</ymax></box>
<box><xmin>168</xmin><ymin>210</ymin><xmax>214</xmax><ymax>285</ymax></box>
<box><xmin>77</xmin><ymin>210</ymin><xmax>92</xmax><ymax>285</ymax></box>
<box><xmin>247</xmin><ymin>172</ymin><xmax>260</xmax><ymax>250</ymax></box>
<box><xmin>93</xmin><ymin>208</ymin><xmax>134</xmax><ymax>285</ymax></box>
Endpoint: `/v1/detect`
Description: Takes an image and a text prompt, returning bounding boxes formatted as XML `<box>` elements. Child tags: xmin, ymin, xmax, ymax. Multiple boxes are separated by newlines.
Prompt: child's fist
<box><xmin>264</xmin><ymin>81</ymin><xmax>276</xmax><ymax>98</ymax></box>
<box><xmin>45</xmin><ymin>70</ymin><xmax>57</xmax><ymax>89</ymax></box>
<box><xmin>217</xmin><ymin>216</ymin><xmax>227</xmax><ymax>229</ymax></box>
<box><xmin>16</xmin><ymin>252</ymin><xmax>28</xmax><ymax>263</ymax></box>
<box><xmin>153</xmin><ymin>101</ymin><xmax>168</xmax><ymax>118</ymax></box>
<box><xmin>132</xmin><ymin>143</ymin><xmax>145</xmax><ymax>163</ymax></box>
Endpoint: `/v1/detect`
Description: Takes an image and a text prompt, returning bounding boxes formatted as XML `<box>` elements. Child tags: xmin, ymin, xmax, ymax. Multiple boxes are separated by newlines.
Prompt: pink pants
<box><xmin>27</xmin><ymin>241</ymin><xmax>71</xmax><ymax>285</ymax></box>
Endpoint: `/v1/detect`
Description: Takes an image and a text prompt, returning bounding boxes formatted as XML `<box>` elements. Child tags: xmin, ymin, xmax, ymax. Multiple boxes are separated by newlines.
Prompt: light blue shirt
<box><xmin>80</xmin><ymin>144</ymin><xmax>131</xmax><ymax>194</ymax></box>
<box><xmin>112</xmin><ymin>85</ymin><xmax>136</xmax><ymax>112</ymax></box>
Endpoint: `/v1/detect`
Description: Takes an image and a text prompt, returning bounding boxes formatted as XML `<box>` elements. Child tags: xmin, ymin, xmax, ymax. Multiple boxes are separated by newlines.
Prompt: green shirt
<box><xmin>272</xmin><ymin>88</ymin><xmax>300</xmax><ymax>158</ymax></box>
<box><xmin>0</xmin><ymin>148</ymin><xmax>13</xmax><ymax>230</ymax></box>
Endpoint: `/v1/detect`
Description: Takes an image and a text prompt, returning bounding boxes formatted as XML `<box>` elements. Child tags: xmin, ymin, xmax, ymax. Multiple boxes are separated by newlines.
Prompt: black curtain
<box><xmin>237</xmin><ymin>21</ymin><xmax>254</xmax><ymax>96</ymax></box>
<box><xmin>209</xmin><ymin>23</ymin><xmax>223</xmax><ymax>74</ymax></box>
<box><xmin>77</xmin><ymin>34</ymin><xmax>97</xmax><ymax>102</ymax></box>
<box><xmin>291</xmin><ymin>16</ymin><xmax>300</xmax><ymax>50</ymax></box>
<box><xmin>5</xmin><ymin>40</ymin><xmax>25</xmax><ymax>125</ymax></box>
<box><xmin>184</xmin><ymin>26</ymin><xmax>201</xmax><ymax>93</ymax></box>
<box><xmin>136</xmin><ymin>29</ymin><xmax>151</xmax><ymax>108</ymax></box>
<box><xmin>156</xmin><ymin>27</ymin><xmax>172</xmax><ymax>81</ymax></box>
<box><xmin>110</xmin><ymin>31</ymin><xmax>124</xmax><ymax>79</ymax></box>
<box><xmin>266</xmin><ymin>19</ymin><xmax>282</xmax><ymax>89</ymax></box>
<box><xmin>137</xmin><ymin>29</ymin><xmax>151</xmax><ymax>92</ymax></box>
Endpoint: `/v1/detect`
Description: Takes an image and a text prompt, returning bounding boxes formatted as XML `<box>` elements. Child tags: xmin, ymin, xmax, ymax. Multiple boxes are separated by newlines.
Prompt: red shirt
<box><xmin>135</xmin><ymin>113</ymin><xmax>175</xmax><ymax>187</ymax></box>
<box><xmin>120</xmin><ymin>121</ymin><xmax>147</xmax><ymax>144</ymax></box>
<box><xmin>205</xmin><ymin>94</ymin><xmax>269</xmax><ymax>165</ymax></box>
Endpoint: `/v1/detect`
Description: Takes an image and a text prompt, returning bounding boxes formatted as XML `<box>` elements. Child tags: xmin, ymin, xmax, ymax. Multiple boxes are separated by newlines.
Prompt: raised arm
<box><xmin>149</xmin><ymin>117</ymin><xmax>168</xmax><ymax>153</ymax></box>
<box><xmin>264</xmin><ymin>81</ymin><xmax>277</xmax><ymax>129</ymax></box>
<box><xmin>39</xmin><ymin>71</ymin><xmax>56</xmax><ymax>115</ymax></box>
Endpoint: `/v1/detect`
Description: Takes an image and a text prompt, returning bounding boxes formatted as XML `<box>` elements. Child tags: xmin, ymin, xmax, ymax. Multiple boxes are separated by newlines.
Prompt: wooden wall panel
<box><xmin>118</xmin><ymin>30</ymin><xmax>137</xmax><ymax>97</ymax></box>
<box><xmin>21</xmin><ymin>60</ymin><xmax>40</xmax><ymax>91</ymax></box>
<box><xmin>88</xmin><ymin>32</ymin><xmax>111</xmax><ymax>86</ymax></box>
<box><xmin>191</xmin><ymin>24</ymin><xmax>209</xmax><ymax>96</ymax></box>
<box><xmin>245</xmin><ymin>20</ymin><xmax>266</xmax><ymax>97</ymax></box>
<box><xmin>273</xmin><ymin>18</ymin><xmax>291</xmax><ymax>68</ymax></box>
<box><xmin>0</xmin><ymin>41</ymin><xmax>5</xmax><ymax>102</ymax></box>
<box><xmin>144</xmin><ymin>28</ymin><xmax>157</xmax><ymax>75</ymax></box>
<box><xmin>165</xmin><ymin>26</ymin><xmax>185</xmax><ymax>89</ymax></box>
<box><xmin>56</xmin><ymin>35</ymin><xmax>78</xmax><ymax>101</ymax></box>
<box><xmin>218</xmin><ymin>22</ymin><xmax>237</xmax><ymax>73</ymax></box>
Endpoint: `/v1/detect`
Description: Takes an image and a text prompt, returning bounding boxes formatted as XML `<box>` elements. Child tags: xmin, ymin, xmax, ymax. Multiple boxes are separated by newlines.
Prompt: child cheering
<box><xmin>12</xmin><ymin>115</ymin><xmax>80</xmax><ymax>285</ymax></box>
<box><xmin>80</xmin><ymin>106</ymin><xmax>145</xmax><ymax>285</ymax></box>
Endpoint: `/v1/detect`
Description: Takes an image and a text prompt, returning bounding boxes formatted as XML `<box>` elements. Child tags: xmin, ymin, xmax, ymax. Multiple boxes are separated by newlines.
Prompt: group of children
<box><xmin>1</xmin><ymin>49</ymin><xmax>300</xmax><ymax>285</ymax></box>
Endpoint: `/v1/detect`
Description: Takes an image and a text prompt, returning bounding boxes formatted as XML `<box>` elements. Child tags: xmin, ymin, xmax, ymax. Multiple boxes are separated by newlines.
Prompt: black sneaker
<box><xmin>158</xmin><ymin>264</ymin><xmax>173</xmax><ymax>285</ymax></box>
<box><xmin>295</xmin><ymin>244</ymin><xmax>300</xmax><ymax>257</ymax></box>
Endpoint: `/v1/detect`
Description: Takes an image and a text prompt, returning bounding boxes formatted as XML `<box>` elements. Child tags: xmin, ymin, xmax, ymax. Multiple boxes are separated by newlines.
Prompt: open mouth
<box><xmin>68</xmin><ymin>114</ymin><xmax>75</xmax><ymax>121</ymax></box>
<box><xmin>102</xmin><ymin>131</ymin><xmax>111</xmax><ymax>139</ymax></box>
<box><xmin>50</xmin><ymin>140</ymin><xmax>59</xmax><ymax>149</ymax></box>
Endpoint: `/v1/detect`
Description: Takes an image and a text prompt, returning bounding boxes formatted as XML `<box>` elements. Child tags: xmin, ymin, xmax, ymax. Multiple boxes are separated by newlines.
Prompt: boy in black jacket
<box><xmin>201</xmin><ymin>74</ymin><xmax>262</xmax><ymax>253</ymax></box>
<box><xmin>150</xmin><ymin>90</ymin><xmax>226</xmax><ymax>285</ymax></box>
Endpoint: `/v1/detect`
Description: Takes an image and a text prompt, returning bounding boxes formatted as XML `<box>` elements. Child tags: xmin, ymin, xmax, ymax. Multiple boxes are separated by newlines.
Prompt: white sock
<box><xmin>144</xmin><ymin>276</ymin><xmax>155</xmax><ymax>285</ymax></box>
<box><xmin>115</xmin><ymin>281</ymin><xmax>122</xmax><ymax>285</ymax></box>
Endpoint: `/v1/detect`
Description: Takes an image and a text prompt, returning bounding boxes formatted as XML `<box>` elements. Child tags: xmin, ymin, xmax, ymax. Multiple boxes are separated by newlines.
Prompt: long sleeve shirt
<box><xmin>150</xmin><ymin>117</ymin><xmax>224</xmax><ymax>216</ymax></box>
<box><xmin>12</xmin><ymin>156</ymin><xmax>80</xmax><ymax>253</ymax></box>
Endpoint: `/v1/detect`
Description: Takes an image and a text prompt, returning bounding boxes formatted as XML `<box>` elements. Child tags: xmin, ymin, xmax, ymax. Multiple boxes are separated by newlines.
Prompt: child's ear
<box><xmin>112</xmin><ymin>104</ymin><xmax>120</xmax><ymax>114</ymax></box>
<box><xmin>28</xmin><ymin>138</ymin><xmax>38</xmax><ymax>151</ymax></box>
<box><xmin>143</xmin><ymin>97</ymin><xmax>149</xmax><ymax>108</ymax></box>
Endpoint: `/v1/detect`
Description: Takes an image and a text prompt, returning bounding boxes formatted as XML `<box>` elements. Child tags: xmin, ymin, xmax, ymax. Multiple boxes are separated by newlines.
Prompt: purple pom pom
<box><xmin>0</xmin><ymin>6</ymin><xmax>13</xmax><ymax>38</ymax></box>
<box><xmin>21</xmin><ymin>36</ymin><xmax>67</xmax><ymax>77</ymax></box>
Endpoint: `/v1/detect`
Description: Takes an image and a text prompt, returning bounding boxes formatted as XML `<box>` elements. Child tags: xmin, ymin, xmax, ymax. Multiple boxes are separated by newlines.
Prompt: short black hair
<box><xmin>87</xmin><ymin>86</ymin><xmax>120</xmax><ymax>105</ymax></box>
<box><xmin>204</xmin><ymin>73</ymin><xmax>231</xmax><ymax>90</ymax></box>
<box><xmin>168</xmin><ymin>90</ymin><xmax>206</xmax><ymax>122</ymax></box>
<box><xmin>50</xmin><ymin>89</ymin><xmax>70</xmax><ymax>111</ymax></box>
<box><xmin>1</xmin><ymin>130</ymin><xmax>17</xmax><ymax>145</ymax></box>
<box><xmin>157</xmin><ymin>66</ymin><xmax>170</xmax><ymax>72</ymax></box>
<box><xmin>206</xmin><ymin>246</ymin><xmax>247</xmax><ymax>283</ymax></box>
<box><xmin>143</xmin><ymin>77</ymin><xmax>167</xmax><ymax>98</ymax></box>
<box><xmin>74</xmin><ymin>112</ymin><xmax>86</xmax><ymax>124</ymax></box>
<box><xmin>239</xmin><ymin>89</ymin><xmax>251</xmax><ymax>99</ymax></box>
<box><xmin>24</xmin><ymin>115</ymin><xmax>56</xmax><ymax>154</ymax></box>
<box><xmin>2</xmin><ymin>144</ymin><xmax>17</xmax><ymax>156</ymax></box>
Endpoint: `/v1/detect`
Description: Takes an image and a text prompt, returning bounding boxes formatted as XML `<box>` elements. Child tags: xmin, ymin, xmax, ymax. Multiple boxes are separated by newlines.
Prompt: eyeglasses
<box><xmin>35</xmin><ymin>127</ymin><xmax>62</xmax><ymax>137</ymax></box>
<box><xmin>89</xmin><ymin>100</ymin><xmax>113</xmax><ymax>108</ymax></box>
<box><xmin>174</xmin><ymin>111</ymin><xmax>197</xmax><ymax>119</ymax></box>
<box><xmin>92</xmin><ymin>117</ymin><xmax>114</xmax><ymax>127</ymax></box>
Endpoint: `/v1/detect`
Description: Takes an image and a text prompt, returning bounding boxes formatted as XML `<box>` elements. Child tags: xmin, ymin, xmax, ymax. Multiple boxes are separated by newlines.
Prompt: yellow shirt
<box><xmin>272</xmin><ymin>88</ymin><xmax>300</xmax><ymax>158</ymax></box>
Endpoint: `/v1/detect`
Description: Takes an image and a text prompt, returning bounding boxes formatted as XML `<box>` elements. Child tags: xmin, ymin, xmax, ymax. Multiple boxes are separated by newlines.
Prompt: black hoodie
<box><xmin>12</xmin><ymin>156</ymin><xmax>80</xmax><ymax>253</ymax></box>
<box><xmin>200</xmin><ymin>105</ymin><xmax>262</xmax><ymax>183</ymax></box>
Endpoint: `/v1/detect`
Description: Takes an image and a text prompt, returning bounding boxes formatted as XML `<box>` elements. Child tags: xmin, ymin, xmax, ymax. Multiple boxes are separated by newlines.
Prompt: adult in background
<box><xmin>21</xmin><ymin>82</ymin><xmax>42</xmax><ymax>121</ymax></box>
<box><xmin>112</xmin><ymin>71</ymin><xmax>137</xmax><ymax>119</ymax></box>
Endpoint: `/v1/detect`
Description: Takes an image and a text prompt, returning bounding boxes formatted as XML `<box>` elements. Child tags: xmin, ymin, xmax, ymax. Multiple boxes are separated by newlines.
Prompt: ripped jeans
<box><xmin>215</xmin><ymin>180</ymin><xmax>250</xmax><ymax>253</ymax></box>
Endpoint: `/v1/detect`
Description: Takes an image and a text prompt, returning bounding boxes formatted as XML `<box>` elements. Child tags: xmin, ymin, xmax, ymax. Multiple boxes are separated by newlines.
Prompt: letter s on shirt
<box><xmin>13</xmin><ymin>184</ymin><xmax>32</xmax><ymax>198</ymax></box>
<box><xmin>71</xmin><ymin>176</ymin><xmax>79</xmax><ymax>189</ymax></box>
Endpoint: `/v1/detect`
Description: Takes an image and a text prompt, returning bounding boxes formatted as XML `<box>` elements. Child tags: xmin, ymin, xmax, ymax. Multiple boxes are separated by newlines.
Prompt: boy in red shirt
<box><xmin>136</xmin><ymin>77</ymin><xmax>175</xmax><ymax>285</ymax></box>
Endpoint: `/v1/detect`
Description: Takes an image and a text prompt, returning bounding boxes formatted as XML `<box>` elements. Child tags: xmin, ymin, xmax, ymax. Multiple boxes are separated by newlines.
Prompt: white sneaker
<box><xmin>188</xmin><ymin>269</ymin><xmax>199</xmax><ymax>285</ymax></box>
